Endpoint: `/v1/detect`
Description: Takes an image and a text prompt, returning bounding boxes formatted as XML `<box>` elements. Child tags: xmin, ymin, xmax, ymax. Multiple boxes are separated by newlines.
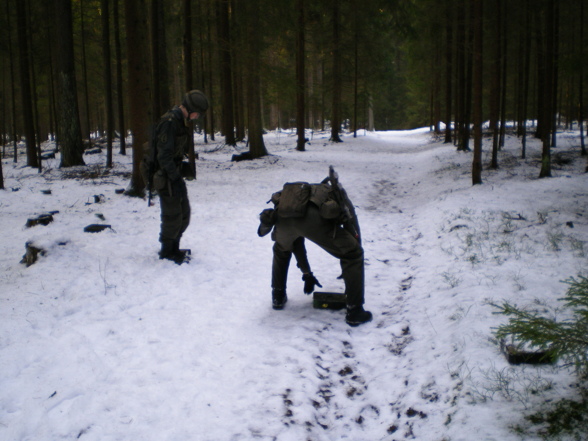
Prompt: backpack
<box><xmin>273</xmin><ymin>182</ymin><xmax>311</xmax><ymax>218</ymax></box>
<box><xmin>271</xmin><ymin>180</ymin><xmax>341</xmax><ymax>220</ymax></box>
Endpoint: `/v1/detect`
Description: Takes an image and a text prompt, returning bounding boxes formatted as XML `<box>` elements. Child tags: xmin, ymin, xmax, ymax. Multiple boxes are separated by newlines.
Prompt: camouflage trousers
<box><xmin>272</xmin><ymin>204</ymin><xmax>365</xmax><ymax>307</ymax></box>
<box><xmin>158</xmin><ymin>184</ymin><xmax>191</xmax><ymax>243</ymax></box>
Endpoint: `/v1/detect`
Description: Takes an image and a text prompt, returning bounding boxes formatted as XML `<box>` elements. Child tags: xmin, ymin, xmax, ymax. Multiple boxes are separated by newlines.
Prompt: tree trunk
<box><xmin>472</xmin><ymin>0</ymin><xmax>483</xmax><ymax>185</ymax></box>
<box><xmin>79</xmin><ymin>0</ymin><xmax>92</xmax><ymax>144</ymax></box>
<box><xmin>217</xmin><ymin>0</ymin><xmax>235</xmax><ymax>145</ymax></box>
<box><xmin>550</xmin><ymin>0</ymin><xmax>559</xmax><ymax>149</ymax></box>
<box><xmin>539</xmin><ymin>0</ymin><xmax>555</xmax><ymax>178</ymax></box>
<box><xmin>113</xmin><ymin>0</ymin><xmax>126</xmax><ymax>155</ymax></box>
<box><xmin>330</xmin><ymin>0</ymin><xmax>342</xmax><ymax>143</ymax></box>
<box><xmin>352</xmin><ymin>8</ymin><xmax>359</xmax><ymax>138</ymax></box>
<box><xmin>580</xmin><ymin>0</ymin><xmax>586</xmax><ymax>157</ymax></box>
<box><xmin>125</xmin><ymin>0</ymin><xmax>152</xmax><ymax>194</ymax></box>
<box><xmin>489</xmin><ymin>0</ymin><xmax>501</xmax><ymax>167</ymax></box>
<box><xmin>454</xmin><ymin>2</ymin><xmax>465</xmax><ymax>148</ymax></box>
<box><xmin>26</xmin><ymin>2</ymin><xmax>42</xmax><ymax>172</ymax></box>
<box><xmin>102</xmin><ymin>0</ymin><xmax>114</xmax><ymax>168</ymax></box>
<box><xmin>206</xmin><ymin>9</ymin><xmax>216</xmax><ymax>141</ymax></box>
<box><xmin>499</xmin><ymin>8</ymin><xmax>508</xmax><ymax>150</ymax></box>
<box><xmin>54</xmin><ymin>0</ymin><xmax>84</xmax><ymax>168</ymax></box>
<box><xmin>16</xmin><ymin>0</ymin><xmax>38</xmax><ymax>167</ymax></box>
<box><xmin>183</xmin><ymin>0</ymin><xmax>196</xmax><ymax>179</ymax></box>
<box><xmin>243</xmin><ymin>0</ymin><xmax>267</xmax><ymax>159</ymax></box>
<box><xmin>521</xmin><ymin>0</ymin><xmax>531</xmax><ymax>159</ymax></box>
<box><xmin>458</xmin><ymin>1</ymin><xmax>473</xmax><ymax>152</ymax></box>
<box><xmin>6</xmin><ymin>0</ymin><xmax>19</xmax><ymax>163</ymax></box>
<box><xmin>296</xmin><ymin>0</ymin><xmax>306</xmax><ymax>151</ymax></box>
<box><xmin>444</xmin><ymin>2</ymin><xmax>453</xmax><ymax>144</ymax></box>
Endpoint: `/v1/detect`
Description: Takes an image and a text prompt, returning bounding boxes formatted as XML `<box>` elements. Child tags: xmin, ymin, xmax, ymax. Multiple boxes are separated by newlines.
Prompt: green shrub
<box><xmin>492</xmin><ymin>276</ymin><xmax>588</xmax><ymax>438</ymax></box>
<box><xmin>493</xmin><ymin>276</ymin><xmax>588</xmax><ymax>376</ymax></box>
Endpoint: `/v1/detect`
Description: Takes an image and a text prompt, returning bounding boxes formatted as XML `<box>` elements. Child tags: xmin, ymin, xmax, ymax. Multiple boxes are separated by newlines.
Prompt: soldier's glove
<box><xmin>170</xmin><ymin>178</ymin><xmax>187</xmax><ymax>197</ymax></box>
<box><xmin>302</xmin><ymin>272</ymin><xmax>322</xmax><ymax>294</ymax></box>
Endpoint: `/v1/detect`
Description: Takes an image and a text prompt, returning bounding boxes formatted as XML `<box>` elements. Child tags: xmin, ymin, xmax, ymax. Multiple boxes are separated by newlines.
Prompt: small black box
<box><xmin>313</xmin><ymin>292</ymin><xmax>346</xmax><ymax>310</ymax></box>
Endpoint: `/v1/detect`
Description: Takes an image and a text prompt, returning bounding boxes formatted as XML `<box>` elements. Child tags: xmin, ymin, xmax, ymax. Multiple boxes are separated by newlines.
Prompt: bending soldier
<box><xmin>259</xmin><ymin>171</ymin><xmax>372</xmax><ymax>326</ymax></box>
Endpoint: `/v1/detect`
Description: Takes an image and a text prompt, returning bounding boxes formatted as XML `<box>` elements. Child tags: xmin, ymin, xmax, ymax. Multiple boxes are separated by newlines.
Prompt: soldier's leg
<box><xmin>271</xmin><ymin>241</ymin><xmax>292</xmax><ymax>309</ymax></box>
<box><xmin>272</xmin><ymin>241</ymin><xmax>293</xmax><ymax>290</ymax></box>
<box><xmin>271</xmin><ymin>220</ymin><xmax>300</xmax><ymax>309</ymax></box>
<box><xmin>159</xmin><ymin>194</ymin><xmax>183</xmax><ymax>242</ymax></box>
<box><xmin>297</xmin><ymin>206</ymin><xmax>365</xmax><ymax>307</ymax></box>
<box><xmin>178</xmin><ymin>193</ymin><xmax>191</xmax><ymax>239</ymax></box>
<box><xmin>173</xmin><ymin>194</ymin><xmax>191</xmax><ymax>258</ymax></box>
<box><xmin>159</xmin><ymin>192</ymin><xmax>184</xmax><ymax>262</ymax></box>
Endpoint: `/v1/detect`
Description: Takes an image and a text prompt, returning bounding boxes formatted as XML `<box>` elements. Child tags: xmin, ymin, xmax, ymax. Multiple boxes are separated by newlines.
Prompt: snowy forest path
<box><xmin>262</xmin><ymin>131</ymin><xmax>461</xmax><ymax>440</ymax></box>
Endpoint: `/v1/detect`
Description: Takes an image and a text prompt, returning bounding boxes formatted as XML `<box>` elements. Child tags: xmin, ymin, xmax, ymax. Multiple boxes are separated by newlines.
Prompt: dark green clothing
<box><xmin>155</xmin><ymin>106</ymin><xmax>191</xmax><ymax>243</ymax></box>
<box><xmin>159</xmin><ymin>182</ymin><xmax>190</xmax><ymax>243</ymax></box>
<box><xmin>156</xmin><ymin>107</ymin><xmax>190</xmax><ymax>183</ymax></box>
<box><xmin>272</xmin><ymin>204</ymin><xmax>365</xmax><ymax>307</ymax></box>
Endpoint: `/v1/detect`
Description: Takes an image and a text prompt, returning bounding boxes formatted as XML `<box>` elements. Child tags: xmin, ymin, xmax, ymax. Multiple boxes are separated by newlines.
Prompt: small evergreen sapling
<box><xmin>492</xmin><ymin>276</ymin><xmax>588</xmax><ymax>376</ymax></box>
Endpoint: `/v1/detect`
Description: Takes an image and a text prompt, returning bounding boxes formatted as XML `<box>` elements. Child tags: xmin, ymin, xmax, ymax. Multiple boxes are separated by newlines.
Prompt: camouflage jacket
<box><xmin>155</xmin><ymin>106</ymin><xmax>190</xmax><ymax>182</ymax></box>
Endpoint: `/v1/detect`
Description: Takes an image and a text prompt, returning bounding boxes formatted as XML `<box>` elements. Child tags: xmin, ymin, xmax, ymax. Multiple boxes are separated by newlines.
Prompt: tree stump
<box><xmin>20</xmin><ymin>242</ymin><xmax>46</xmax><ymax>267</ymax></box>
<box><xmin>25</xmin><ymin>214</ymin><xmax>54</xmax><ymax>228</ymax></box>
<box><xmin>83</xmin><ymin>224</ymin><xmax>112</xmax><ymax>233</ymax></box>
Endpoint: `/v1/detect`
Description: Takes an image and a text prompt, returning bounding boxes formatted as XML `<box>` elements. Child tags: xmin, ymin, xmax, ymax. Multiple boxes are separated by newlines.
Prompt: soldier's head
<box><xmin>182</xmin><ymin>90</ymin><xmax>209</xmax><ymax>120</ymax></box>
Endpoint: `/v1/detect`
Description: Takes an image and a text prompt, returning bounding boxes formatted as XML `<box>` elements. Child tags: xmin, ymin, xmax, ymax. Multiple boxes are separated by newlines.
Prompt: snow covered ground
<box><xmin>1</xmin><ymin>127</ymin><xmax>587</xmax><ymax>441</ymax></box>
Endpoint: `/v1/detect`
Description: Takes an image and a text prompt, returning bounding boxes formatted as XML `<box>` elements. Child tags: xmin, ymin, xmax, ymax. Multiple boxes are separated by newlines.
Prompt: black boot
<box><xmin>272</xmin><ymin>288</ymin><xmax>288</xmax><ymax>310</ymax></box>
<box><xmin>345</xmin><ymin>306</ymin><xmax>372</xmax><ymax>327</ymax></box>
<box><xmin>173</xmin><ymin>239</ymin><xmax>191</xmax><ymax>263</ymax></box>
<box><xmin>159</xmin><ymin>240</ymin><xmax>185</xmax><ymax>265</ymax></box>
<box><xmin>159</xmin><ymin>240</ymin><xmax>175</xmax><ymax>260</ymax></box>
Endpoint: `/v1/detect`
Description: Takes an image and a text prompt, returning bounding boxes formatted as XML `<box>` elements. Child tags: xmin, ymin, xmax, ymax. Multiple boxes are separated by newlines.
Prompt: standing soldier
<box><xmin>154</xmin><ymin>90</ymin><xmax>208</xmax><ymax>264</ymax></box>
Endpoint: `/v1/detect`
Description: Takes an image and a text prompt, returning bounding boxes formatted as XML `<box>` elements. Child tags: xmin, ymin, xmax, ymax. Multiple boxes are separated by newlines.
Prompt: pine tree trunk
<box><xmin>6</xmin><ymin>0</ymin><xmax>19</xmax><ymax>163</ymax></box>
<box><xmin>16</xmin><ymin>0</ymin><xmax>38</xmax><ymax>167</ymax></box>
<box><xmin>521</xmin><ymin>0</ymin><xmax>531</xmax><ymax>159</ymax></box>
<box><xmin>580</xmin><ymin>0</ymin><xmax>586</xmax><ymax>157</ymax></box>
<box><xmin>124</xmin><ymin>0</ymin><xmax>152</xmax><ymax>193</ymax></box>
<box><xmin>472</xmin><ymin>0</ymin><xmax>483</xmax><ymax>185</ymax></box>
<box><xmin>79</xmin><ymin>0</ymin><xmax>92</xmax><ymax>144</ymax></box>
<box><xmin>54</xmin><ymin>0</ymin><xmax>84</xmax><ymax>168</ymax></box>
<box><xmin>206</xmin><ymin>9</ymin><xmax>216</xmax><ymax>140</ymax></box>
<box><xmin>102</xmin><ymin>0</ymin><xmax>114</xmax><ymax>168</ymax></box>
<box><xmin>330</xmin><ymin>0</ymin><xmax>342</xmax><ymax>143</ymax></box>
<box><xmin>444</xmin><ymin>2</ymin><xmax>453</xmax><ymax>144</ymax></box>
<box><xmin>243</xmin><ymin>0</ymin><xmax>267</xmax><ymax>159</ymax></box>
<box><xmin>539</xmin><ymin>0</ymin><xmax>555</xmax><ymax>178</ymax></box>
<box><xmin>217</xmin><ymin>0</ymin><xmax>235</xmax><ymax>145</ymax></box>
<box><xmin>489</xmin><ymin>0</ymin><xmax>501</xmax><ymax>167</ymax></box>
<box><xmin>296</xmin><ymin>0</ymin><xmax>306</xmax><ymax>151</ymax></box>
<box><xmin>113</xmin><ymin>0</ymin><xmax>126</xmax><ymax>155</ymax></box>
<box><xmin>183</xmin><ymin>0</ymin><xmax>196</xmax><ymax>179</ymax></box>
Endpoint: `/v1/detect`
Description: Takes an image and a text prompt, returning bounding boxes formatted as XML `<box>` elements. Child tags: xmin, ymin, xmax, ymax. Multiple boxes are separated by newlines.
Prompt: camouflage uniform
<box><xmin>272</xmin><ymin>203</ymin><xmax>365</xmax><ymax>308</ymax></box>
<box><xmin>154</xmin><ymin>106</ymin><xmax>191</xmax><ymax>256</ymax></box>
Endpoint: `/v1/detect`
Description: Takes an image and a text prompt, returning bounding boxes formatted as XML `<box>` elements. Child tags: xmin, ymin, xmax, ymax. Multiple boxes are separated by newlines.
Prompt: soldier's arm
<box><xmin>293</xmin><ymin>237</ymin><xmax>311</xmax><ymax>274</ymax></box>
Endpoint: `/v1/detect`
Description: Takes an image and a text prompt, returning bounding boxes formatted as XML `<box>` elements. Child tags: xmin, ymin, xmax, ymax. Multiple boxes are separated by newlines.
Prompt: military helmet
<box><xmin>182</xmin><ymin>90</ymin><xmax>209</xmax><ymax>114</ymax></box>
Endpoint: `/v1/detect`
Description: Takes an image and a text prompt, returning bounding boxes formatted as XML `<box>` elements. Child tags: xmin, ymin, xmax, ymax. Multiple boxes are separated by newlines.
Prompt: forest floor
<box><xmin>1</xmin><ymin>127</ymin><xmax>587</xmax><ymax>440</ymax></box>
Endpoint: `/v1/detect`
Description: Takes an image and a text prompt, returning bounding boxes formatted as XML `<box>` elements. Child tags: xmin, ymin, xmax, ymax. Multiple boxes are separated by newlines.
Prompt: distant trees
<box><xmin>408</xmin><ymin>0</ymin><xmax>587</xmax><ymax>183</ymax></box>
<box><xmin>1</xmin><ymin>0</ymin><xmax>585</xmax><ymax>184</ymax></box>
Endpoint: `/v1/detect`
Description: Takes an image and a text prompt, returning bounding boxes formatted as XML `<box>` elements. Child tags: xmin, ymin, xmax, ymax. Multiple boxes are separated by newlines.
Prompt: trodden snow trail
<box><xmin>241</xmin><ymin>130</ymin><xmax>463</xmax><ymax>440</ymax></box>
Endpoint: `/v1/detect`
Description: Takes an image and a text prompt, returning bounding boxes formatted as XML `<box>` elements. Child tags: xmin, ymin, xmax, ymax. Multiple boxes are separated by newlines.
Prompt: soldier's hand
<box><xmin>302</xmin><ymin>272</ymin><xmax>322</xmax><ymax>294</ymax></box>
